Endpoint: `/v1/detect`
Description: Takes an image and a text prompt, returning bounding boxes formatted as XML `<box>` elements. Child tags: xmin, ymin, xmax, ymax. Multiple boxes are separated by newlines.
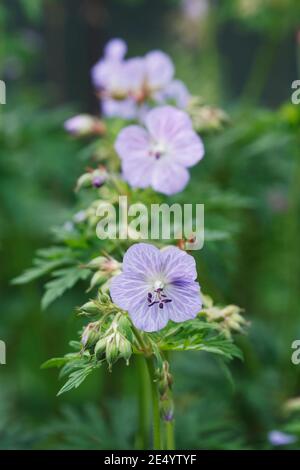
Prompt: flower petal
<box><xmin>169</xmin><ymin>129</ymin><xmax>205</xmax><ymax>167</ymax></box>
<box><xmin>151</xmin><ymin>160</ymin><xmax>190</xmax><ymax>195</ymax></box>
<box><xmin>145</xmin><ymin>51</ymin><xmax>174</xmax><ymax>91</ymax></box>
<box><xmin>161</xmin><ymin>246</ymin><xmax>198</xmax><ymax>281</ymax></box>
<box><xmin>110</xmin><ymin>272</ymin><xmax>149</xmax><ymax>311</ymax></box>
<box><xmin>145</xmin><ymin>106</ymin><xmax>192</xmax><ymax>142</ymax></box>
<box><xmin>102</xmin><ymin>98</ymin><xmax>138</xmax><ymax>119</ymax></box>
<box><xmin>122</xmin><ymin>243</ymin><xmax>161</xmax><ymax>278</ymax></box>
<box><xmin>165</xmin><ymin>280</ymin><xmax>202</xmax><ymax>323</ymax></box>
<box><xmin>121</xmin><ymin>156</ymin><xmax>156</xmax><ymax>188</ymax></box>
<box><xmin>115</xmin><ymin>125</ymin><xmax>150</xmax><ymax>160</ymax></box>
<box><xmin>154</xmin><ymin>79</ymin><xmax>190</xmax><ymax>109</ymax></box>
<box><xmin>129</xmin><ymin>300</ymin><xmax>169</xmax><ymax>332</ymax></box>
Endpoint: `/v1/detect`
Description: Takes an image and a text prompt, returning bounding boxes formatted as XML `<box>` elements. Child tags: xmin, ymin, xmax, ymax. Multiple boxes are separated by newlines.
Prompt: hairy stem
<box><xmin>132</xmin><ymin>326</ymin><xmax>162</xmax><ymax>450</ymax></box>
<box><xmin>146</xmin><ymin>356</ymin><xmax>162</xmax><ymax>450</ymax></box>
<box><xmin>135</xmin><ymin>355</ymin><xmax>150</xmax><ymax>449</ymax></box>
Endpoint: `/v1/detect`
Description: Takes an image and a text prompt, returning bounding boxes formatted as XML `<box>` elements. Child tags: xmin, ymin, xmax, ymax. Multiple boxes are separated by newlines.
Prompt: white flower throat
<box><xmin>147</xmin><ymin>279</ymin><xmax>172</xmax><ymax>309</ymax></box>
<box><xmin>149</xmin><ymin>141</ymin><xmax>168</xmax><ymax>160</ymax></box>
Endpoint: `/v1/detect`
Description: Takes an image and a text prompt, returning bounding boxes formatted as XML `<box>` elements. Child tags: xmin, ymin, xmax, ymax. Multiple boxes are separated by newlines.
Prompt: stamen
<box><xmin>147</xmin><ymin>284</ymin><xmax>172</xmax><ymax>309</ymax></box>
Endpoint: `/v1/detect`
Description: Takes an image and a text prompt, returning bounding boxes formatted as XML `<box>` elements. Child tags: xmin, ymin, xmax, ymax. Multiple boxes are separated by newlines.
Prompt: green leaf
<box><xmin>41</xmin><ymin>267</ymin><xmax>91</xmax><ymax>310</ymax></box>
<box><xmin>57</xmin><ymin>364</ymin><xmax>95</xmax><ymax>396</ymax></box>
<box><xmin>41</xmin><ymin>357</ymin><xmax>69</xmax><ymax>369</ymax></box>
<box><xmin>12</xmin><ymin>258</ymin><xmax>73</xmax><ymax>285</ymax></box>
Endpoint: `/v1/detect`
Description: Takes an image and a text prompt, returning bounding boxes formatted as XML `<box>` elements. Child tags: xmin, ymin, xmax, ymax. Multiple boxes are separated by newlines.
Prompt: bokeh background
<box><xmin>1</xmin><ymin>0</ymin><xmax>300</xmax><ymax>449</ymax></box>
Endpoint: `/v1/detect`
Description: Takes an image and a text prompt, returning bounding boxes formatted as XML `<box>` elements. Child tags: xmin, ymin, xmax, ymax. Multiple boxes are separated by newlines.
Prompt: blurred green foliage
<box><xmin>0</xmin><ymin>0</ymin><xmax>300</xmax><ymax>450</ymax></box>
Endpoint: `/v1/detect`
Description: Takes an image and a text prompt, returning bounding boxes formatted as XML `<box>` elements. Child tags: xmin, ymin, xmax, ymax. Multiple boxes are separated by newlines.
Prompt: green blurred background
<box><xmin>1</xmin><ymin>0</ymin><xmax>300</xmax><ymax>449</ymax></box>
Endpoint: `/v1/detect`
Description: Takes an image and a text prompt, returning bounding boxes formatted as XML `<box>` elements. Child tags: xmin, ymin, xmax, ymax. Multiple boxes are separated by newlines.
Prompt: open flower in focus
<box><xmin>115</xmin><ymin>105</ymin><xmax>204</xmax><ymax>195</ymax></box>
<box><xmin>110</xmin><ymin>243</ymin><xmax>202</xmax><ymax>332</ymax></box>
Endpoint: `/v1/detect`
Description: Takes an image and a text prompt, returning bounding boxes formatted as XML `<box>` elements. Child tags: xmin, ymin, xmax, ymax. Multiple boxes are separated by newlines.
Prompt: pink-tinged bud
<box><xmin>64</xmin><ymin>114</ymin><xmax>106</xmax><ymax>137</ymax></box>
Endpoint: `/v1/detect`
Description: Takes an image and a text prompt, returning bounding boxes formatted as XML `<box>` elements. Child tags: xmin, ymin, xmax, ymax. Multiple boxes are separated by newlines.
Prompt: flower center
<box><xmin>147</xmin><ymin>280</ymin><xmax>172</xmax><ymax>309</ymax></box>
<box><xmin>149</xmin><ymin>141</ymin><xmax>167</xmax><ymax>160</ymax></box>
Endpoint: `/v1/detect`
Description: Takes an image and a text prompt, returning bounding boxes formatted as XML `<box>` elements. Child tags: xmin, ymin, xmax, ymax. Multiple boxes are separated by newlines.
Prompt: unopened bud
<box><xmin>160</xmin><ymin>397</ymin><xmax>174</xmax><ymax>422</ymax></box>
<box><xmin>95</xmin><ymin>337</ymin><xmax>107</xmax><ymax>358</ymax></box>
<box><xmin>88</xmin><ymin>271</ymin><xmax>105</xmax><ymax>291</ymax></box>
<box><xmin>64</xmin><ymin>114</ymin><xmax>106</xmax><ymax>137</ymax></box>
<box><xmin>81</xmin><ymin>322</ymin><xmax>100</xmax><ymax>347</ymax></box>
<box><xmin>106</xmin><ymin>335</ymin><xmax>119</xmax><ymax>368</ymax></box>
<box><xmin>78</xmin><ymin>301</ymin><xmax>99</xmax><ymax>316</ymax></box>
<box><xmin>119</xmin><ymin>336</ymin><xmax>132</xmax><ymax>365</ymax></box>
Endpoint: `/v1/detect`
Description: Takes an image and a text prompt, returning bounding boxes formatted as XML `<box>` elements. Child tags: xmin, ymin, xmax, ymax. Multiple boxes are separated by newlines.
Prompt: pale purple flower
<box><xmin>91</xmin><ymin>39</ymin><xmax>191</xmax><ymax>120</ymax></box>
<box><xmin>91</xmin><ymin>38</ymin><xmax>128</xmax><ymax>95</ymax></box>
<box><xmin>143</xmin><ymin>51</ymin><xmax>174</xmax><ymax>93</ymax></box>
<box><xmin>102</xmin><ymin>97</ymin><xmax>138</xmax><ymax>120</ymax></box>
<box><xmin>115</xmin><ymin>105</ymin><xmax>204</xmax><ymax>195</ymax></box>
<box><xmin>268</xmin><ymin>431</ymin><xmax>297</xmax><ymax>446</ymax></box>
<box><xmin>155</xmin><ymin>79</ymin><xmax>190</xmax><ymax>109</ymax></box>
<box><xmin>110</xmin><ymin>243</ymin><xmax>202</xmax><ymax>332</ymax></box>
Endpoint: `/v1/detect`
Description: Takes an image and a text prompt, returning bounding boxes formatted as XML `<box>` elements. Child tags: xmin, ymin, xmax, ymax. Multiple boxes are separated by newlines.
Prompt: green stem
<box><xmin>132</xmin><ymin>326</ymin><xmax>163</xmax><ymax>450</ymax></box>
<box><xmin>165</xmin><ymin>421</ymin><xmax>175</xmax><ymax>450</ymax></box>
<box><xmin>135</xmin><ymin>356</ymin><xmax>150</xmax><ymax>449</ymax></box>
<box><xmin>146</xmin><ymin>357</ymin><xmax>162</xmax><ymax>450</ymax></box>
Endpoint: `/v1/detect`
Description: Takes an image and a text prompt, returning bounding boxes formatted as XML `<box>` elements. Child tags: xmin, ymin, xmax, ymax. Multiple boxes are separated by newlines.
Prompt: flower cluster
<box><xmin>17</xmin><ymin>39</ymin><xmax>246</xmax><ymax>427</ymax></box>
<box><xmin>91</xmin><ymin>38</ymin><xmax>190</xmax><ymax>119</ymax></box>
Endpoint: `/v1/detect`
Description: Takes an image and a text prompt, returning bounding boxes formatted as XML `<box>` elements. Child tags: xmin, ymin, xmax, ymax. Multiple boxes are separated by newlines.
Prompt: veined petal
<box><xmin>165</xmin><ymin>280</ymin><xmax>202</xmax><ymax>323</ymax></box>
<box><xmin>122</xmin><ymin>243</ymin><xmax>161</xmax><ymax>278</ymax></box>
<box><xmin>145</xmin><ymin>106</ymin><xmax>193</xmax><ymax>142</ymax></box>
<box><xmin>110</xmin><ymin>272</ymin><xmax>149</xmax><ymax>311</ymax></box>
<box><xmin>169</xmin><ymin>129</ymin><xmax>205</xmax><ymax>167</ymax></box>
<box><xmin>121</xmin><ymin>155</ymin><xmax>156</xmax><ymax>188</ymax></box>
<box><xmin>115</xmin><ymin>125</ymin><xmax>150</xmax><ymax>160</ymax></box>
<box><xmin>129</xmin><ymin>299</ymin><xmax>169</xmax><ymax>332</ymax></box>
<box><xmin>161</xmin><ymin>246</ymin><xmax>198</xmax><ymax>281</ymax></box>
<box><xmin>151</xmin><ymin>160</ymin><xmax>190</xmax><ymax>195</ymax></box>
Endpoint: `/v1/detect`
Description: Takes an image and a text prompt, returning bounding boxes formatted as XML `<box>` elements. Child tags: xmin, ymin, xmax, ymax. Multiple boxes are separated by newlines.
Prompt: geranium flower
<box><xmin>91</xmin><ymin>39</ymin><xmax>191</xmax><ymax>119</ymax></box>
<box><xmin>115</xmin><ymin>105</ymin><xmax>204</xmax><ymax>195</ymax></box>
<box><xmin>110</xmin><ymin>243</ymin><xmax>202</xmax><ymax>332</ymax></box>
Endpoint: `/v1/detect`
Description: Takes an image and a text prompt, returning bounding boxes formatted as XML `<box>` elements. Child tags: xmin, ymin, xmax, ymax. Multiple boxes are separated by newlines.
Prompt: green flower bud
<box><xmin>106</xmin><ymin>335</ymin><xmax>119</xmax><ymax>368</ymax></box>
<box><xmin>86</xmin><ymin>256</ymin><xmax>107</xmax><ymax>269</ymax></box>
<box><xmin>118</xmin><ymin>336</ymin><xmax>132</xmax><ymax>365</ymax></box>
<box><xmin>81</xmin><ymin>322</ymin><xmax>100</xmax><ymax>347</ymax></box>
<box><xmin>78</xmin><ymin>301</ymin><xmax>99</xmax><ymax>316</ymax></box>
<box><xmin>89</xmin><ymin>271</ymin><xmax>105</xmax><ymax>290</ymax></box>
<box><xmin>118</xmin><ymin>315</ymin><xmax>133</xmax><ymax>341</ymax></box>
<box><xmin>95</xmin><ymin>337</ymin><xmax>107</xmax><ymax>358</ymax></box>
<box><xmin>160</xmin><ymin>396</ymin><xmax>174</xmax><ymax>422</ymax></box>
